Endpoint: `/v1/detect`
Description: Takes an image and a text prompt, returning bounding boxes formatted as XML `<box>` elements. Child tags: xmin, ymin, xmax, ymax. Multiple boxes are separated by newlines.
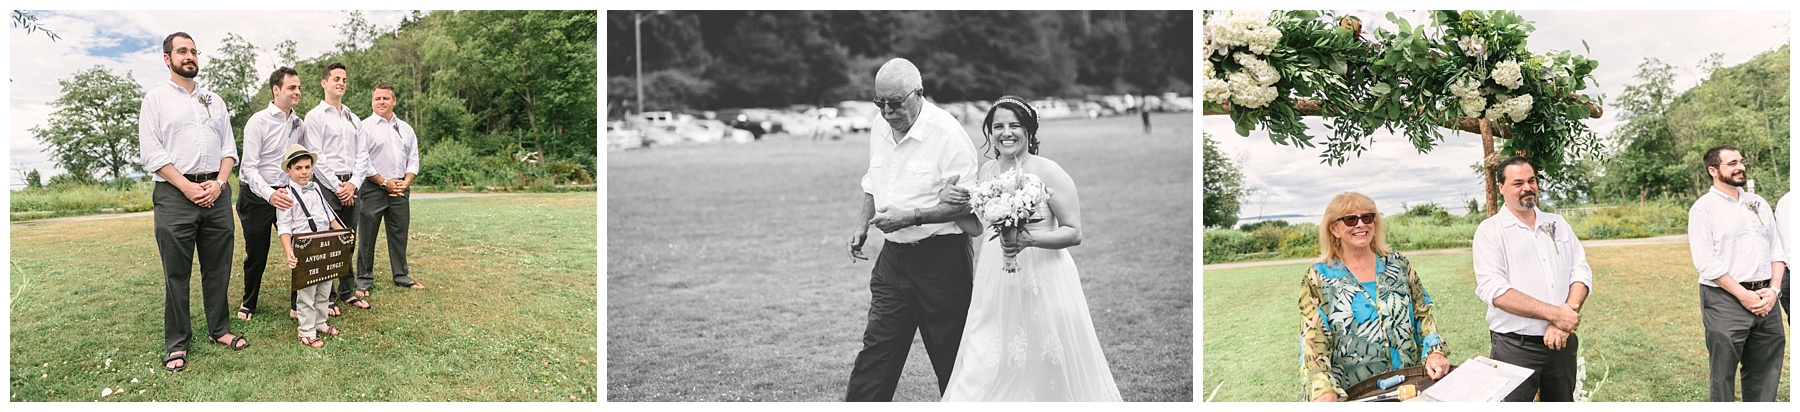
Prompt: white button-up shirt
<box><xmin>302</xmin><ymin>101</ymin><xmax>366</xmax><ymax>189</ymax></box>
<box><xmin>1688</xmin><ymin>187</ymin><xmax>1786</xmax><ymax>286</ymax></box>
<box><xmin>1473</xmin><ymin>208</ymin><xmax>1594</xmax><ymax>335</ymax></box>
<box><xmin>277</xmin><ymin>177</ymin><xmax>340</xmax><ymax>236</ymax></box>
<box><xmin>860</xmin><ymin>102</ymin><xmax>978</xmax><ymax>243</ymax></box>
<box><xmin>241</xmin><ymin>102</ymin><xmax>306</xmax><ymax>202</ymax></box>
<box><xmin>1776</xmin><ymin>192</ymin><xmax>1794</xmax><ymax>265</ymax></box>
<box><xmin>138</xmin><ymin>80</ymin><xmax>237</xmax><ymax>181</ymax></box>
<box><xmin>358</xmin><ymin>114</ymin><xmax>420</xmax><ymax>182</ymax></box>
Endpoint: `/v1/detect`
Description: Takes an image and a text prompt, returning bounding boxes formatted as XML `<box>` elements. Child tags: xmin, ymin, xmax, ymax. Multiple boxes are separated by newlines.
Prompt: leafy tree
<box><xmin>28</xmin><ymin>65</ymin><xmax>144</xmax><ymax>182</ymax></box>
<box><xmin>1594</xmin><ymin>58</ymin><xmax>1686</xmax><ymax>202</ymax></box>
<box><xmin>27</xmin><ymin>169</ymin><xmax>43</xmax><ymax>189</ymax></box>
<box><xmin>199</xmin><ymin>32</ymin><xmax>259</xmax><ymax>143</ymax></box>
<box><xmin>333</xmin><ymin>10</ymin><xmax>381</xmax><ymax>52</ymax></box>
<box><xmin>1203</xmin><ymin>132</ymin><xmax>1248</xmax><ymax>228</ymax></box>
<box><xmin>275</xmin><ymin>39</ymin><xmax>299</xmax><ymax>68</ymax></box>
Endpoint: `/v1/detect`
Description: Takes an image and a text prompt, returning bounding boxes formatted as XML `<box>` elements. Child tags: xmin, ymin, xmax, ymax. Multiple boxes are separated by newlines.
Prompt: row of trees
<box><xmin>606</xmin><ymin>10</ymin><xmax>1193</xmax><ymax>117</ymax></box>
<box><xmin>29</xmin><ymin>10</ymin><xmax>598</xmax><ymax>188</ymax></box>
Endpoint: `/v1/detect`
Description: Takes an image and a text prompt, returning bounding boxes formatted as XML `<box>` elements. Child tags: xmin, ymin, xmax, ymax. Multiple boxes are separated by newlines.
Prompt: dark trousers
<box><xmin>155</xmin><ymin>182</ymin><xmax>236</xmax><ymax>353</ymax></box>
<box><xmin>235</xmin><ymin>183</ymin><xmax>291</xmax><ymax>312</ymax></box>
<box><xmin>326</xmin><ymin>184</ymin><xmax>357</xmax><ymax>300</ymax></box>
<box><xmin>1491</xmin><ymin>330</ymin><xmax>1579</xmax><ymax>402</ymax></box>
<box><xmin>1700</xmin><ymin>284</ymin><xmax>1785</xmax><ymax>401</ymax></box>
<box><xmin>1782</xmin><ymin>268</ymin><xmax>1791</xmax><ymax>323</ymax></box>
<box><xmin>845</xmin><ymin>234</ymin><xmax>974</xmax><ymax>401</ymax></box>
<box><xmin>355</xmin><ymin>184</ymin><xmax>410</xmax><ymax>290</ymax></box>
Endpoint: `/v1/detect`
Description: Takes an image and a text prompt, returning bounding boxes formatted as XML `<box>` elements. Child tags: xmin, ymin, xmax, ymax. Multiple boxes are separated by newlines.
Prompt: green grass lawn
<box><xmin>1202</xmin><ymin>243</ymin><xmax>1790</xmax><ymax>401</ymax></box>
<box><xmin>9</xmin><ymin>193</ymin><xmax>597</xmax><ymax>401</ymax></box>
<box><xmin>608</xmin><ymin>113</ymin><xmax>1193</xmax><ymax>401</ymax></box>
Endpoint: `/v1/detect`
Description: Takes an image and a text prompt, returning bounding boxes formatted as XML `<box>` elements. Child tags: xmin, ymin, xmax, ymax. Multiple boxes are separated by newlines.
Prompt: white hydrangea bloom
<box><xmin>1491</xmin><ymin>60</ymin><xmax>1524</xmax><ymax>90</ymax></box>
<box><xmin>1233</xmin><ymin>53</ymin><xmax>1281</xmax><ymax>87</ymax></box>
<box><xmin>1459</xmin><ymin>96</ymin><xmax>1486</xmax><ymax>119</ymax></box>
<box><xmin>1203</xmin><ymin>11</ymin><xmax>1276</xmax><ymax>56</ymax></box>
<box><xmin>1226</xmin><ymin>71</ymin><xmax>1277</xmax><ymax>108</ymax></box>
<box><xmin>1484</xmin><ymin>94</ymin><xmax>1533</xmax><ymax>122</ymax></box>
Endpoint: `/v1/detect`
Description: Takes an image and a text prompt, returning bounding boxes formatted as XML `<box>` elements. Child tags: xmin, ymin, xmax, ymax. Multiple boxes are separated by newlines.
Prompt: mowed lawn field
<box><xmin>608</xmin><ymin>113</ymin><xmax>1193</xmax><ymax>401</ymax></box>
<box><xmin>1203</xmin><ymin>243</ymin><xmax>1790</xmax><ymax>402</ymax></box>
<box><xmin>10</xmin><ymin>193</ymin><xmax>597</xmax><ymax>401</ymax></box>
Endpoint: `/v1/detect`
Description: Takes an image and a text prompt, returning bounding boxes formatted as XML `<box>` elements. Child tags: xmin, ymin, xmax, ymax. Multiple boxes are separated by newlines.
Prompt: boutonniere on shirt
<box><xmin>196</xmin><ymin>94</ymin><xmax>214</xmax><ymax>117</ymax></box>
<box><xmin>343</xmin><ymin>110</ymin><xmax>360</xmax><ymax>129</ymax></box>
<box><xmin>392</xmin><ymin>123</ymin><xmax>401</xmax><ymax>134</ymax></box>
<box><xmin>1745</xmin><ymin>200</ymin><xmax>1765</xmax><ymax>225</ymax></box>
<box><xmin>290</xmin><ymin>117</ymin><xmax>302</xmax><ymax>131</ymax></box>
<box><xmin>1538</xmin><ymin>221</ymin><xmax>1561</xmax><ymax>254</ymax></box>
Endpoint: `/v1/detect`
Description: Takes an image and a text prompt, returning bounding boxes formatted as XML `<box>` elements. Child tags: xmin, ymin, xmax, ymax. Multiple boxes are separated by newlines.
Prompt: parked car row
<box><xmin>606</xmin><ymin>92</ymin><xmax>1191</xmax><ymax>150</ymax></box>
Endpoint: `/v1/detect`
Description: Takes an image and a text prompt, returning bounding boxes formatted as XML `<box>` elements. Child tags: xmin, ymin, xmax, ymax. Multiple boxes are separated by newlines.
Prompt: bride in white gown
<box><xmin>939</xmin><ymin>96</ymin><xmax>1122</xmax><ymax>401</ymax></box>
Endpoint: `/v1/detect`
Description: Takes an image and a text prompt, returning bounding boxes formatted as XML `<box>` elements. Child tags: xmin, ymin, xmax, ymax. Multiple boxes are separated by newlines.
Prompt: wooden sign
<box><xmin>291</xmin><ymin>229</ymin><xmax>355</xmax><ymax>290</ymax></box>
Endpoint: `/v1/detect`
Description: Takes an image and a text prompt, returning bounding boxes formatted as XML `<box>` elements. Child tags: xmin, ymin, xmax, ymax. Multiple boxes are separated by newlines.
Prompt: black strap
<box><xmin>289</xmin><ymin>181</ymin><xmax>342</xmax><ymax>233</ymax></box>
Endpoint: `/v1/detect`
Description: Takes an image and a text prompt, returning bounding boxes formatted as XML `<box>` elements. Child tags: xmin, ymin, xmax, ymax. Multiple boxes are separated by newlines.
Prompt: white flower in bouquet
<box><xmin>1202</xmin><ymin>61</ymin><xmax>1232</xmax><ymax>106</ymax></box>
<box><xmin>1204</xmin><ymin>11</ymin><xmax>1275</xmax><ymax>57</ymax></box>
<box><xmin>1448</xmin><ymin>77</ymin><xmax>1487</xmax><ymax>118</ymax></box>
<box><xmin>1491</xmin><ymin>59</ymin><xmax>1524</xmax><ymax>90</ymax></box>
<box><xmin>1245</xmin><ymin>24</ymin><xmax>1282</xmax><ymax>55</ymax></box>
<box><xmin>968</xmin><ymin>168</ymin><xmax>1053</xmax><ymax>273</ymax></box>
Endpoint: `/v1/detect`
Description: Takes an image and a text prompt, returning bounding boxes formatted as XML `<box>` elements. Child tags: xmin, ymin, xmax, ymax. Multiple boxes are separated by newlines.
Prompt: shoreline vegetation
<box><xmin>1204</xmin><ymin>200</ymin><xmax>1691</xmax><ymax>264</ymax></box>
<box><xmin>9</xmin><ymin>178</ymin><xmax>595</xmax><ymax>222</ymax></box>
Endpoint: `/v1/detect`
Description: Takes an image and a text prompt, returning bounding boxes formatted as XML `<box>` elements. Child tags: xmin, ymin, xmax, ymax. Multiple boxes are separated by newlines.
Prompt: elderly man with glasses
<box><xmin>844</xmin><ymin>57</ymin><xmax>979</xmax><ymax>402</ymax></box>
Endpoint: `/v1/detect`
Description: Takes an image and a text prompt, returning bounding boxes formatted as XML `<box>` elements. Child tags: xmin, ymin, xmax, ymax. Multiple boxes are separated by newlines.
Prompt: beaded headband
<box><xmin>993</xmin><ymin>96</ymin><xmax>1038</xmax><ymax>122</ymax></box>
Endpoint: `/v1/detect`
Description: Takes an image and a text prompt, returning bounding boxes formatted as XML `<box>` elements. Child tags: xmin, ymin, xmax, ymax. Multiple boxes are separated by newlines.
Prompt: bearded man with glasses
<box><xmin>1470</xmin><ymin>156</ymin><xmax>1593</xmax><ymax>402</ymax></box>
<box><xmin>1686</xmin><ymin>144</ymin><xmax>1785</xmax><ymax>402</ymax></box>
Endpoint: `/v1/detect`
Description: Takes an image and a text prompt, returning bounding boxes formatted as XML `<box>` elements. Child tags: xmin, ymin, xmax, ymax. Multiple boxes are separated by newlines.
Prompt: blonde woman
<box><xmin>1299</xmin><ymin>192</ymin><xmax>1449</xmax><ymax>401</ymax></box>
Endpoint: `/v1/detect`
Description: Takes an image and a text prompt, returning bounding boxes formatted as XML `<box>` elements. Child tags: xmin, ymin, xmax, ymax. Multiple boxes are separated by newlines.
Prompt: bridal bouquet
<box><xmin>968</xmin><ymin>168</ymin><xmax>1052</xmax><ymax>273</ymax></box>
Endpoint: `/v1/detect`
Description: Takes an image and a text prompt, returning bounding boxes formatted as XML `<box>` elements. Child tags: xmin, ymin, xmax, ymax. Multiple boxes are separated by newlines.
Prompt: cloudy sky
<box><xmin>1206</xmin><ymin>10</ymin><xmax>1791</xmax><ymax>223</ymax></box>
<box><xmin>7</xmin><ymin>10</ymin><xmax>415</xmax><ymax>187</ymax></box>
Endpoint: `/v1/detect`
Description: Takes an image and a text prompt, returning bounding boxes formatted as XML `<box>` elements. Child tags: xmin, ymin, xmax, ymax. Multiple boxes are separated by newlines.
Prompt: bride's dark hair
<box><xmin>980</xmin><ymin>95</ymin><xmax>1040</xmax><ymax>158</ymax></box>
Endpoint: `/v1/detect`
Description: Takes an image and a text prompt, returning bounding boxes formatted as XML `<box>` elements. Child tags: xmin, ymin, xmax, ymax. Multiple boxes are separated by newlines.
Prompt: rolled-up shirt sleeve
<box><xmin>139</xmin><ymin>94</ymin><xmax>172</xmax><ymax>173</ymax></box>
<box><xmin>1472</xmin><ymin>222</ymin><xmax>1514</xmax><ymax>304</ymax></box>
<box><xmin>1689</xmin><ymin>204</ymin><xmax>1729</xmax><ymax>281</ymax></box>
<box><xmin>403</xmin><ymin>123</ymin><xmax>421</xmax><ymax>176</ymax></box>
<box><xmin>1568</xmin><ymin>227</ymin><xmax>1594</xmax><ymax>293</ymax></box>
<box><xmin>238</xmin><ymin>117</ymin><xmax>274</xmax><ymax>201</ymax></box>
<box><xmin>215</xmin><ymin>98</ymin><xmax>237</xmax><ymax>162</ymax></box>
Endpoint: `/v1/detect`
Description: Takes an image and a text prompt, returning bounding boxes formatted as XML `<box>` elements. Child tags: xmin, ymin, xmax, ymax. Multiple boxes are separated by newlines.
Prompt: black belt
<box><xmin>337</xmin><ymin>174</ymin><xmax>352</xmax><ymax>183</ymax></box>
<box><xmin>181</xmin><ymin>172</ymin><xmax>218</xmax><ymax>183</ymax></box>
<box><xmin>1493</xmin><ymin>331</ymin><xmax>1546</xmax><ymax>345</ymax></box>
<box><xmin>1741</xmin><ymin>280</ymin><xmax>1771</xmax><ymax>291</ymax></box>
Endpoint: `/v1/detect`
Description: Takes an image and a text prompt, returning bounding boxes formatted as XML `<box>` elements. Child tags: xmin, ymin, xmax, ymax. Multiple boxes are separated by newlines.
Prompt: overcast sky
<box><xmin>1206</xmin><ymin>10</ymin><xmax>1791</xmax><ymax>223</ymax></box>
<box><xmin>6</xmin><ymin>10</ymin><xmax>414</xmax><ymax>187</ymax></box>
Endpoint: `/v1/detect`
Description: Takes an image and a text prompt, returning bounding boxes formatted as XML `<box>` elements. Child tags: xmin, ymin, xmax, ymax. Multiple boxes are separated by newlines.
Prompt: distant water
<box><xmin>1235</xmin><ymin>204</ymin><xmax>1475</xmax><ymax>227</ymax></box>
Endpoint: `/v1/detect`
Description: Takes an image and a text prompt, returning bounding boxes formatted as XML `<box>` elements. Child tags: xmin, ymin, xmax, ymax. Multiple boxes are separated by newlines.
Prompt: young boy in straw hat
<box><xmin>277</xmin><ymin>144</ymin><xmax>347</xmax><ymax>348</ymax></box>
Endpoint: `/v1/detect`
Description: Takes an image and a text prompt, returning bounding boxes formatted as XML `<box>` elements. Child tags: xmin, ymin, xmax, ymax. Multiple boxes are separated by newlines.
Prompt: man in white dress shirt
<box><xmin>355</xmin><ymin>82</ymin><xmax>425</xmax><ymax>293</ymax></box>
<box><xmin>1472</xmin><ymin>156</ymin><xmax>1592</xmax><ymax>402</ymax></box>
<box><xmin>1776</xmin><ymin>190</ymin><xmax>1793</xmax><ymax>321</ymax></box>
<box><xmin>139</xmin><ymin>32</ymin><xmax>248</xmax><ymax>372</ymax></box>
<box><xmin>236</xmin><ymin>66</ymin><xmax>304</xmax><ymax>322</ymax></box>
<box><xmin>300</xmin><ymin>62</ymin><xmax>371</xmax><ymax>312</ymax></box>
<box><xmin>1686</xmin><ymin>144</ymin><xmax>1785</xmax><ymax>402</ymax></box>
<box><xmin>843</xmin><ymin>58</ymin><xmax>979</xmax><ymax>401</ymax></box>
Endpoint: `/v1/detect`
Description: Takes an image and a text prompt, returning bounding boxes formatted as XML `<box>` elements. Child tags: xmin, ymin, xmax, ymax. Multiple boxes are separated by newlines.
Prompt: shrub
<box><xmin>418</xmin><ymin>139</ymin><xmax>487</xmax><ymax>188</ymax></box>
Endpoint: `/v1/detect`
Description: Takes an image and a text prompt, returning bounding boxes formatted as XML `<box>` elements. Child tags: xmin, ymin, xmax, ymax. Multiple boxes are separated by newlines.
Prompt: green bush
<box><xmin>1203</xmin><ymin>229</ymin><xmax>1253</xmax><ymax>264</ymax></box>
<box><xmin>1278</xmin><ymin>223</ymin><xmax>1320</xmax><ymax>258</ymax></box>
<box><xmin>419</xmin><ymin>139</ymin><xmax>488</xmax><ymax>188</ymax></box>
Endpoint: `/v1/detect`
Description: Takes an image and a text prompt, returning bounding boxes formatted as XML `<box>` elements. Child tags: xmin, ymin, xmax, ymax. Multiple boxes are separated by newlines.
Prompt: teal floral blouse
<box><xmin>1299</xmin><ymin>252</ymin><xmax>1445</xmax><ymax>400</ymax></box>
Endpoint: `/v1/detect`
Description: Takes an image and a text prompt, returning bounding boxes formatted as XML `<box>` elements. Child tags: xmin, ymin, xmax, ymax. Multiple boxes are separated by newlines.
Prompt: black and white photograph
<box><xmin>607</xmin><ymin>10</ymin><xmax>1193</xmax><ymax>401</ymax></box>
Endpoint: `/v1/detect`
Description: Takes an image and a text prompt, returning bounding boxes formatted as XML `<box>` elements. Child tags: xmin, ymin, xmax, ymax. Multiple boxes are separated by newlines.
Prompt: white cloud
<box><xmin>8</xmin><ymin>10</ymin><xmax>414</xmax><ymax>186</ymax></box>
<box><xmin>1207</xmin><ymin>10</ymin><xmax>1789</xmax><ymax>224</ymax></box>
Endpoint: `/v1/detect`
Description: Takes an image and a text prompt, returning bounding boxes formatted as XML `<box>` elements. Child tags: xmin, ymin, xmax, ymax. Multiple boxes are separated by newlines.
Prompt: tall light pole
<box><xmin>635</xmin><ymin>10</ymin><xmax>665</xmax><ymax>117</ymax></box>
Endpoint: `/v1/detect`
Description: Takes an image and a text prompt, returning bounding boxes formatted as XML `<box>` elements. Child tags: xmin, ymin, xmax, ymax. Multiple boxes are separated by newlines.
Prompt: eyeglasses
<box><xmin>1336</xmin><ymin>213</ymin><xmax>1377</xmax><ymax>227</ymax></box>
<box><xmin>873</xmin><ymin>89</ymin><xmax>920</xmax><ymax>111</ymax></box>
<box><xmin>170</xmin><ymin>47</ymin><xmax>201</xmax><ymax>57</ymax></box>
<box><xmin>1720</xmin><ymin>160</ymin><xmax>1749</xmax><ymax>168</ymax></box>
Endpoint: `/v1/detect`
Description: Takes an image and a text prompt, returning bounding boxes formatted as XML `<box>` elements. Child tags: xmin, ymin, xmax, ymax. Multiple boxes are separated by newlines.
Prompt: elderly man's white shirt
<box><xmin>358</xmin><ymin>114</ymin><xmax>421</xmax><ymax>182</ymax></box>
<box><xmin>302</xmin><ymin>101</ymin><xmax>367</xmax><ymax>189</ymax></box>
<box><xmin>1689</xmin><ymin>187</ymin><xmax>1786</xmax><ymax>286</ymax></box>
<box><xmin>138</xmin><ymin>80</ymin><xmax>237</xmax><ymax>181</ymax></box>
<box><xmin>860</xmin><ymin>102</ymin><xmax>978</xmax><ymax>243</ymax></box>
<box><xmin>1473</xmin><ymin>208</ymin><xmax>1594</xmax><ymax>335</ymax></box>
<box><xmin>241</xmin><ymin>102</ymin><xmax>305</xmax><ymax>202</ymax></box>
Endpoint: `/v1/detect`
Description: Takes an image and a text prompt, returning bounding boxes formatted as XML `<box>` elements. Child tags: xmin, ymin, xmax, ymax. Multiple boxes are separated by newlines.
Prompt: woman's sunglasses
<box><xmin>1336</xmin><ymin>213</ymin><xmax>1377</xmax><ymax>227</ymax></box>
